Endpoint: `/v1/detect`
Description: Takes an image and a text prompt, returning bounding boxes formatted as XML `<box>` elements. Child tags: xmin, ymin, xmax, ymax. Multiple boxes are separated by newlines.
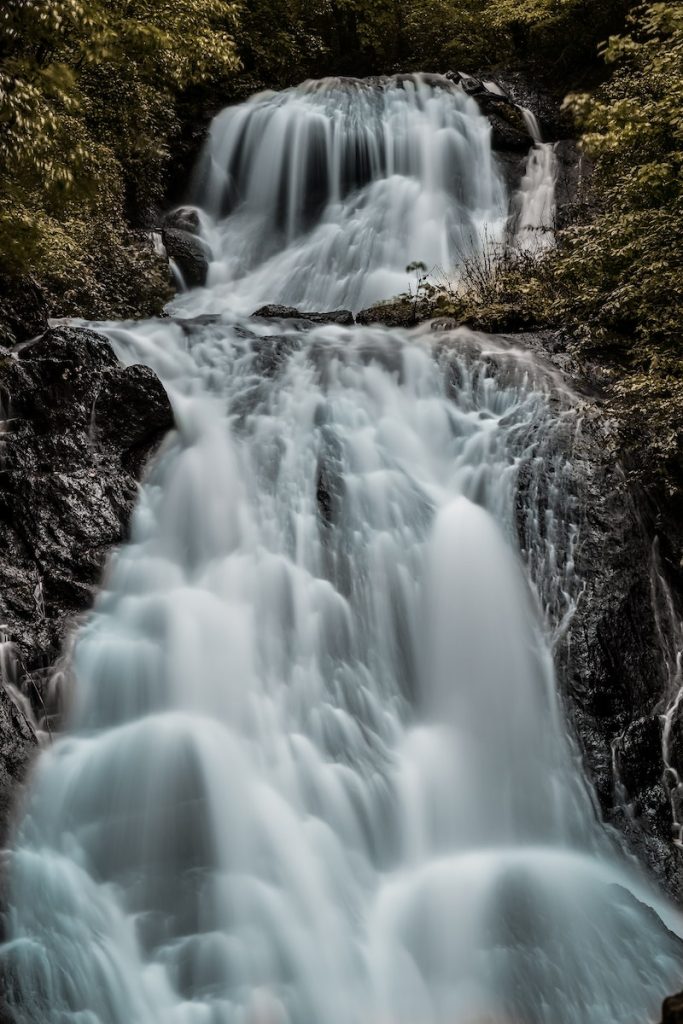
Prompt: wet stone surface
<box><xmin>0</xmin><ymin>326</ymin><xmax>174</xmax><ymax>842</ymax></box>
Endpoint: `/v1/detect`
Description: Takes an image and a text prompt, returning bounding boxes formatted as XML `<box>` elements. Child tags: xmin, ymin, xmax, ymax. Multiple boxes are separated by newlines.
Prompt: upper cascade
<box><xmin>186</xmin><ymin>74</ymin><xmax>511</xmax><ymax>313</ymax></box>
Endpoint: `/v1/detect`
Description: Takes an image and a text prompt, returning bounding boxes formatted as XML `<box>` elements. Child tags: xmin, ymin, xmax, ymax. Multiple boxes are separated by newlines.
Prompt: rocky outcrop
<box><xmin>556</xmin><ymin>415</ymin><xmax>683</xmax><ymax>898</ymax></box>
<box><xmin>445</xmin><ymin>71</ymin><xmax>533</xmax><ymax>151</ymax></box>
<box><xmin>162</xmin><ymin>207</ymin><xmax>210</xmax><ymax>288</ymax></box>
<box><xmin>252</xmin><ymin>306</ymin><xmax>355</xmax><ymax>326</ymax></box>
<box><xmin>0</xmin><ymin>688</ymin><xmax>35</xmax><ymax>846</ymax></box>
<box><xmin>662</xmin><ymin>991</ymin><xmax>683</xmax><ymax>1023</ymax></box>
<box><xmin>0</xmin><ymin>326</ymin><xmax>174</xmax><ymax>842</ymax></box>
<box><xmin>469</xmin><ymin>69</ymin><xmax>573</xmax><ymax>142</ymax></box>
<box><xmin>505</xmin><ymin>328</ymin><xmax>683</xmax><ymax>900</ymax></box>
<box><xmin>356</xmin><ymin>301</ymin><xmax>418</xmax><ymax>328</ymax></box>
<box><xmin>443</xmin><ymin>71</ymin><xmax>588</xmax><ymax>215</ymax></box>
<box><xmin>0</xmin><ymin>278</ymin><xmax>49</xmax><ymax>349</ymax></box>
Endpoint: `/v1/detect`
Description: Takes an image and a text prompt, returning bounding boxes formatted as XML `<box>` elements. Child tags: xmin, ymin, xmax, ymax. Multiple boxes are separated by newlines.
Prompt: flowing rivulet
<box><xmin>2</xmin><ymin>75</ymin><xmax>681</xmax><ymax>1024</ymax></box>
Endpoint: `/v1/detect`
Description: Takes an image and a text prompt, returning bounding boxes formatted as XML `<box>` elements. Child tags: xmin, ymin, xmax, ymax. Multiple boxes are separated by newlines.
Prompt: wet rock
<box><xmin>0</xmin><ymin>278</ymin><xmax>49</xmax><ymax>348</ymax></box>
<box><xmin>252</xmin><ymin>305</ymin><xmax>302</xmax><ymax>320</ymax></box>
<box><xmin>356</xmin><ymin>300</ymin><xmax>416</xmax><ymax>328</ymax></box>
<box><xmin>663</xmin><ymin>991</ymin><xmax>683</xmax><ymax>1023</ymax></box>
<box><xmin>252</xmin><ymin>306</ymin><xmax>355</xmax><ymax>326</ymax></box>
<box><xmin>667</xmin><ymin>701</ymin><xmax>683</xmax><ymax>778</ymax></box>
<box><xmin>0</xmin><ymin>688</ymin><xmax>35</xmax><ymax>847</ymax></box>
<box><xmin>303</xmin><ymin>310</ymin><xmax>355</xmax><ymax>326</ymax></box>
<box><xmin>0</xmin><ymin>326</ymin><xmax>174</xmax><ymax>840</ymax></box>
<box><xmin>164</xmin><ymin>206</ymin><xmax>201</xmax><ymax>235</ymax></box>
<box><xmin>616</xmin><ymin>715</ymin><xmax>666</xmax><ymax>796</ymax></box>
<box><xmin>444</xmin><ymin>71</ymin><xmax>532</xmax><ymax>150</ymax></box>
<box><xmin>162</xmin><ymin>227</ymin><xmax>210</xmax><ymax>288</ymax></box>
<box><xmin>250</xmin><ymin>334</ymin><xmax>302</xmax><ymax>377</ymax></box>
<box><xmin>93</xmin><ymin>364</ymin><xmax>173</xmax><ymax>474</ymax></box>
<box><xmin>474</xmin><ymin>69</ymin><xmax>573</xmax><ymax>142</ymax></box>
<box><xmin>554</xmin><ymin>140</ymin><xmax>593</xmax><ymax>230</ymax></box>
<box><xmin>493</xmin><ymin>150</ymin><xmax>530</xmax><ymax>195</ymax></box>
<box><xmin>511</xmin><ymin>329</ymin><xmax>683</xmax><ymax>899</ymax></box>
<box><xmin>488</xmin><ymin>110</ymin><xmax>532</xmax><ymax>152</ymax></box>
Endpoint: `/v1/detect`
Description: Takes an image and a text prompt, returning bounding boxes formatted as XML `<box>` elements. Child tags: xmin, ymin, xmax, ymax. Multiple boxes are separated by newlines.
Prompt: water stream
<box><xmin>2</xmin><ymin>74</ymin><xmax>682</xmax><ymax>1024</ymax></box>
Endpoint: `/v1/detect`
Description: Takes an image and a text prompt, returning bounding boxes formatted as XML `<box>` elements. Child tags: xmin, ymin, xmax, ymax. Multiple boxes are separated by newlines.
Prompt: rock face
<box><xmin>483</xmin><ymin>70</ymin><xmax>574</xmax><ymax>142</ymax></box>
<box><xmin>445</xmin><ymin>72</ymin><xmax>533</xmax><ymax>151</ymax></box>
<box><xmin>509</xmin><ymin>329</ymin><xmax>683</xmax><ymax>900</ymax></box>
<box><xmin>556</xmin><ymin>417</ymin><xmax>683</xmax><ymax>897</ymax></box>
<box><xmin>162</xmin><ymin>208</ymin><xmax>210</xmax><ymax>288</ymax></box>
<box><xmin>0</xmin><ymin>326</ymin><xmax>174</xmax><ymax>842</ymax></box>
<box><xmin>442</xmin><ymin>71</ymin><xmax>588</xmax><ymax>213</ymax></box>
<box><xmin>0</xmin><ymin>279</ymin><xmax>49</xmax><ymax>349</ymax></box>
<box><xmin>0</xmin><ymin>688</ymin><xmax>35</xmax><ymax>846</ymax></box>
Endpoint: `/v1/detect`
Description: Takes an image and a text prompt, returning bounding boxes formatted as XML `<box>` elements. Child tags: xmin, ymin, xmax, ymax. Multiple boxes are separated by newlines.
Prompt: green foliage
<box><xmin>0</xmin><ymin>0</ymin><xmax>239</xmax><ymax>321</ymax></box>
<box><xmin>554</xmin><ymin>2</ymin><xmax>683</xmax><ymax>350</ymax></box>
<box><xmin>515</xmin><ymin>0</ymin><xmax>682</xmax><ymax>487</ymax></box>
<box><xmin>224</xmin><ymin>0</ymin><xmax>328</xmax><ymax>91</ymax></box>
<box><xmin>362</xmin><ymin>0</ymin><xmax>622</xmax><ymax>78</ymax></box>
<box><xmin>224</xmin><ymin>0</ymin><xmax>625</xmax><ymax>90</ymax></box>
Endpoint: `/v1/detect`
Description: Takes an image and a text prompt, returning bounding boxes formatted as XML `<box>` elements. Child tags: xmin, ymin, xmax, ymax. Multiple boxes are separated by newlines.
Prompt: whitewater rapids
<box><xmin>2</xmin><ymin>74</ymin><xmax>681</xmax><ymax>1024</ymax></box>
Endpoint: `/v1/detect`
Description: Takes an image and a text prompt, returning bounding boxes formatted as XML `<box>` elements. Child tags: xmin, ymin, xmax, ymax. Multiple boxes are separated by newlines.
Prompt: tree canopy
<box><xmin>0</xmin><ymin>0</ymin><xmax>239</xmax><ymax>315</ymax></box>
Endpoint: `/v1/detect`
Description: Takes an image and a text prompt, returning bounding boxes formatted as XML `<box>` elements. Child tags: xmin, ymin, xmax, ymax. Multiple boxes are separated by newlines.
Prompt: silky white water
<box><xmin>2</xmin><ymin>75</ymin><xmax>682</xmax><ymax>1024</ymax></box>
<box><xmin>514</xmin><ymin>109</ymin><xmax>557</xmax><ymax>250</ymax></box>
<box><xmin>188</xmin><ymin>75</ymin><xmax>509</xmax><ymax>313</ymax></box>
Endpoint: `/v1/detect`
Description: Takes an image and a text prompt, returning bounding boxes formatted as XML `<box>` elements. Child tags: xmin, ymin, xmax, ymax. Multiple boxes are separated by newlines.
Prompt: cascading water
<box><xmin>2</xmin><ymin>74</ymin><xmax>682</xmax><ymax>1024</ymax></box>
<box><xmin>514</xmin><ymin>109</ymin><xmax>557</xmax><ymax>250</ymax></box>
<box><xmin>189</xmin><ymin>75</ymin><xmax>508</xmax><ymax>313</ymax></box>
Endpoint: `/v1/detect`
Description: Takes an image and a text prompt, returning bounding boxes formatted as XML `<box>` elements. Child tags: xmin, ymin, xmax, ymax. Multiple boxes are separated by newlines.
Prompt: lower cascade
<box><xmin>2</xmin><ymin>75</ymin><xmax>682</xmax><ymax>1024</ymax></box>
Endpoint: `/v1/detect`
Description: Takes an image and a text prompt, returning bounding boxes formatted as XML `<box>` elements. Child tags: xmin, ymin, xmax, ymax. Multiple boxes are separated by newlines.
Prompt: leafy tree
<box><xmin>0</xmin><ymin>0</ymin><xmax>239</xmax><ymax>319</ymax></box>
<box><xmin>548</xmin><ymin>2</ymin><xmax>683</xmax><ymax>480</ymax></box>
<box><xmin>556</xmin><ymin>2</ymin><xmax>683</xmax><ymax>348</ymax></box>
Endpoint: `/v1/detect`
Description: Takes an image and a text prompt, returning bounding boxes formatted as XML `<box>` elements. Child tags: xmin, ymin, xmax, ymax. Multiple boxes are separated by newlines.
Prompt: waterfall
<box><xmin>2</xmin><ymin>75</ymin><xmax>682</xmax><ymax>1024</ymax></box>
<box><xmin>188</xmin><ymin>75</ymin><xmax>508</xmax><ymax>313</ymax></box>
<box><xmin>514</xmin><ymin>108</ymin><xmax>557</xmax><ymax>250</ymax></box>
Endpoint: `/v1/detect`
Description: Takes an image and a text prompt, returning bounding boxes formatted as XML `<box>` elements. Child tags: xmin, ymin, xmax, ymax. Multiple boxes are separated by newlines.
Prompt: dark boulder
<box><xmin>663</xmin><ymin>992</ymin><xmax>683</xmax><ymax>1024</ymax></box>
<box><xmin>0</xmin><ymin>326</ymin><xmax>174</xmax><ymax>841</ymax></box>
<box><xmin>301</xmin><ymin>310</ymin><xmax>355</xmax><ymax>326</ymax></box>
<box><xmin>487</xmin><ymin>111</ymin><xmax>533</xmax><ymax>152</ymax></box>
<box><xmin>252</xmin><ymin>306</ymin><xmax>355</xmax><ymax>326</ymax></box>
<box><xmin>444</xmin><ymin>71</ymin><xmax>532</xmax><ymax>150</ymax></box>
<box><xmin>356</xmin><ymin>300</ymin><xmax>416</xmax><ymax>328</ymax></box>
<box><xmin>162</xmin><ymin>227</ymin><xmax>210</xmax><ymax>288</ymax></box>
<box><xmin>493</xmin><ymin>150</ymin><xmax>529</xmax><ymax>196</ymax></box>
<box><xmin>253</xmin><ymin>305</ymin><xmax>303</xmax><ymax>320</ymax></box>
<box><xmin>470</xmin><ymin>69</ymin><xmax>574</xmax><ymax>142</ymax></box>
<box><xmin>93</xmin><ymin>364</ymin><xmax>173</xmax><ymax>474</ymax></box>
<box><xmin>162</xmin><ymin>205</ymin><xmax>209</xmax><ymax>289</ymax></box>
<box><xmin>164</xmin><ymin>206</ymin><xmax>202</xmax><ymax>235</ymax></box>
